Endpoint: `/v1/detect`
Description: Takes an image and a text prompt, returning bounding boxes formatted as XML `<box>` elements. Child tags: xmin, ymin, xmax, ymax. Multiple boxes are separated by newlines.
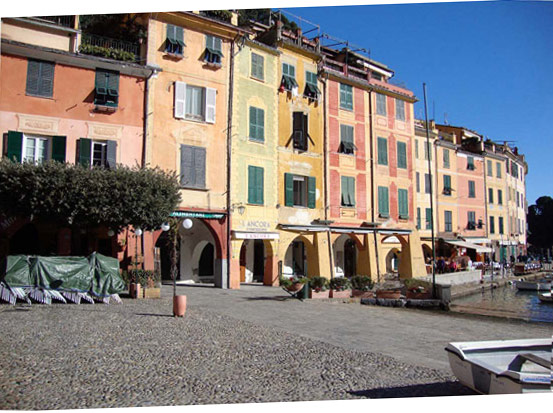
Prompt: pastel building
<box><xmin>0</xmin><ymin>15</ymin><xmax>156</xmax><ymax>269</ymax></box>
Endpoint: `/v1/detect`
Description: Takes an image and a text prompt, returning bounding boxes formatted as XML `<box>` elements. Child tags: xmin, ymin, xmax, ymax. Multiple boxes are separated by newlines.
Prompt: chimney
<box><xmin>514</xmin><ymin>147</ymin><xmax>518</xmax><ymax>155</ymax></box>
<box><xmin>296</xmin><ymin>27</ymin><xmax>302</xmax><ymax>45</ymax></box>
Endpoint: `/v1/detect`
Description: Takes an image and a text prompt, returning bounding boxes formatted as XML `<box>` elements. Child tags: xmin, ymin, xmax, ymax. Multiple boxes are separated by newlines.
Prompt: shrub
<box><xmin>329</xmin><ymin>277</ymin><xmax>351</xmax><ymax>291</ymax></box>
<box><xmin>128</xmin><ymin>269</ymin><xmax>161</xmax><ymax>288</ymax></box>
<box><xmin>403</xmin><ymin>278</ymin><xmax>432</xmax><ymax>291</ymax></box>
<box><xmin>308</xmin><ymin>276</ymin><xmax>329</xmax><ymax>292</ymax></box>
<box><xmin>350</xmin><ymin>275</ymin><xmax>374</xmax><ymax>291</ymax></box>
<box><xmin>279</xmin><ymin>276</ymin><xmax>308</xmax><ymax>288</ymax></box>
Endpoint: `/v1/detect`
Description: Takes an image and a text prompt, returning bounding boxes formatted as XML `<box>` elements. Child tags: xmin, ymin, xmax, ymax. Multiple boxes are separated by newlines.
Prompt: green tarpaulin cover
<box><xmin>1</xmin><ymin>253</ymin><xmax>125</xmax><ymax>296</ymax></box>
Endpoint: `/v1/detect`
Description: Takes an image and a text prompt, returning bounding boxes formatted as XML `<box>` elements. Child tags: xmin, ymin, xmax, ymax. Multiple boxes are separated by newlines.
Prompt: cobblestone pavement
<box><xmin>0</xmin><ymin>284</ymin><xmax>550</xmax><ymax>409</ymax></box>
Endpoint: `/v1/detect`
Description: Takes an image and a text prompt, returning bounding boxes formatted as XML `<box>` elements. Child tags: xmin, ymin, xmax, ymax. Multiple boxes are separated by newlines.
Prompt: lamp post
<box><xmin>171</xmin><ymin>218</ymin><xmax>193</xmax><ymax>317</ymax></box>
<box><xmin>129</xmin><ymin>227</ymin><xmax>143</xmax><ymax>298</ymax></box>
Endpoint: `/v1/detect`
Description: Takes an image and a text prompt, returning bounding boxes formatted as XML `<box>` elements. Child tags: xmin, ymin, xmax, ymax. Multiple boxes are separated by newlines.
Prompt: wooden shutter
<box><xmin>302</xmin><ymin>114</ymin><xmax>309</xmax><ymax>150</ymax></box>
<box><xmin>174</xmin><ymin>81</ymin><xmax>186</xmax><ymax>119</ymax></box>
<box><xmin>107</xmin><ymin>72</ymin><xmax>119</xmax><ymax>97</ymax></box>
<box><xmin>397</xmin><ymin>141</ymin><xmax>406</xmax><ymax>168</ymax></box>
<box><xmin>258</xmin><ymin>108</ymin><xmax>264</xmax><ymax>141</ymax></box>
<box><xmin>378</xmin><ymin>186</ymin><xmax>389</xmax><ymax>216</ymax></box>
<box><xmin>417</xmin><ymin>208</ymin><xmax>421</xmax><ymax>229</ymax></box>
<box><xmin>180</xmin><ymin>145</ymin><xmax>193</xmax><ymax>186</ymax></box>
<box><xmin>194</xmin><ymin>147</ymin><xmax>206</xmax><ymax>188</ymax></box>
<box><xmin>349</xmin><ymin>177</ymin><xmax>355</xmax><ymax>206</ymax></box>
<box><xmin>77</xmin><ymin>138</ymin><xmax>92</xmax><ymax>166</ymax></box>
<box><xmin>167</xmin><ymin>24</ymin><xmax>175</xmax><ymax>41</ymax></box>
<box><xmin>398</xmin><ymin>189</ymin><xmax>408</xmax><ymax>218</ymax></box>
<box><xmin>307</xmin><ymin>176</ymin><xmax>316</xmax><ymax>209</ymax></box>
<box><xmin>40</xmin><ymin>62</ymin><xmax>55</xmax><ymax>97</ymax></box>
<box><xmin>6</xmin><ymin>131</ymin><xmax>23</xmax><ymax>162</ymax></box>
<box><xmin>378</xmin><ymin>138</ymin><xmax>387</xmax><ymax>165</ymax></box>
<box><xmin>175</xmin><ymin>26</ymin><xmax>184</xmax><ymax>45</ymax></box>
<box><xmin>292</xmin><ymin>112</ymin><xmax>303</xmax><ymax>149</ymax></box>
<box><xmin>256</xmin><ymin>167</ymin><xmax>264</xmax><ymax>205</ymax></box>
<box><xmin>248</xmin><ymin>166</ymin><xmax>256</xmax><ymax>204</ymax></box>
<box><xmin>426</xmin><ymin>208</ymin><xmax>432</xmax><ymax>229</ymax></box>
<box><xmin>205</xmin><ymin>87</ymin><xmax>216</xmax><ymax>124</ymax></box>
<box><xmin>284</xmin><ymin>173</ymin><xmax>294</xmax><ymax>207</ymax></box>
<box><xmin>106</xmin><ymin>140</ymin><xmax>117</xmax><ymax>169</ymax></box>
<box><xmin>51</xmin><ymin>136</ymin><xmax>66</xmax><ymax>163</ymax></box>
<box><xmin>95</xmin><ymin>70</ymin><xmax>108</xmax><ymax>94</ymax></box>
<box><xmin>444</xmin><ymin>175</ymin><xmax>451</xmax><ymax>189</ymax></box>
<box><xmin>26</xmin><ymin>60</ymin><xmax>40</xmax><ymax>96</ymax></box>
<box><xmin>341</xmin><ymin>176</ymin><xmax>347</xmax><ymax>206</ymax></box>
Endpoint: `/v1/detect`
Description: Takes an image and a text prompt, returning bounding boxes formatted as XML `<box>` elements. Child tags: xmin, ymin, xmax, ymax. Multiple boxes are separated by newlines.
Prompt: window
<box><xmin>489</xmin><ymin>216</ymin><xmax>495</xmax><ymax>234</ymax></box>
<box><xmin>378</xmin><ymin>186</ymin><xmax>389</xmax><ymax>218</ymax></box>
<box><xmin>174</xmin><ymin>82</ymin><xmax>216</xmax><ymax>123</ymax></box>
<box><xmin>424</xmin><ymin>140</ymin><xmax>432</xmax><ymax>161</ymax></box>
<box><xmin>511</xmin><ymin>161</ymin><xmax>518</xmax><ymax>178</ymax></box>
<box><xmin>425</xmin><ymin>208</ymin><xmax>432</xmax><ymax>230</ymax></box>
<box><xmin>76</xmin><ymin>138</ymin><xmax>117</xmax><ymax>169</ymax></box>
<box><xmin>468</xmin><ymin>180</ymin><xmax>475</xmax><ymax>198</ymax></box>
<box><xmin>398</xmin><ymin>188</ymin><xmax>409</xmax><ymax>219</ymax></box>
<box><xmin>415</xmin><ymin>139</ymin><xmax>419</xmax><ymax>159</ymax></box>
<box><xmin>284</xmin><ymin>173</ymin><xmax>315</xmax><ymax>208</ymax></box>
<box><xmin>340</xmin><ymin>83</ymin><xmax>353</xmax><ymax>110</ymax></box>
<box><xmin>377</xmin><ymin>137</ymin><xmax>388</xmax><ymax>165</ymax></box>
<box><xmin>281</xmin><ymin>63</ymin><xmax>298</xmax><ymax>91</ymax></box>
<box><xmin>416</xmin><ymin>208</ymin><xmax>421</xmax><ymax>230</ymax></box>
<box><xmin>94</xmin><ymin>69</ymin><xmax>119</xmax><ymax>108</ymax></box>
<box><xmin>496</xmin><ymin>162</ymin><xmax>502</xmax><ymax>178</ymax></box>
<box><xmin>424</xmin><ymin>173</ymin><xmax>431</xmax><ymax>194</ymax></box>
<box><xmin>416</xmin><ymin>172</ymin><xmax>420</xmax><ymax>193</ymax></box>
<box><xmin>376</xmin><ymin>93</ymin><xmax>386</xmax><ymax>116</ymax></box>
<box><xmin>467</xmin><ymin>211</ymin><xmax>476</xmax><ymax>230</ymax></box>
<box><xmin>395</xmin><ymin>99</ymin><xmax>405</xmax><ymax>121</ymax></box>
<box><xmin>26</xmin><ymin>59</ymin><xmax>54</xmax><ymax>98</ymax></box>
<box><xmin>487</xmin><ymin>160</ymin><xmax>493</xmax><ymax>177</ymax></box>
<box><xmin>204</xmin><ymin>35</ymin><xmax>223</xmax><ymax>65</ymax></box>
<box><xmin>443</xmin><ymin>149</ymin><xmax>450</xmax><ymax>168</ymax></box>
<box><xmin>467</xmin><ymin>156</ymin><xmax>475</xmax><ymax>170</ymax></box>
<box><xmin>397</xmin><ymin>141</ymin><xmax>407</xmax><ymax>169</ymax></box>
<box><xmin>304</xmin><ymin>71</ymin><xmax>320</xmax><ymax>99</ymax></box>
<box><xmin>292</xmin><ymin>112</ymin><xmax>309</xmax><ymax>151</ymax></box>
<box><xmin>499</xmin><ymin>216</ymin><xmax>504</xmax><ymax>234</ymax></box>
<box><xmin>6</xmin><ymin>131</ymin><xmax>66</xmax><ymax>163</ymax></box>
<box><xmin>180</xmin><ymin>145</ymin><xmax>206</xmax><ymax>188</ymax></box>
<box><xmin>341</xmin><ymin>176</ymin><xmax>355</xmax><ymax>207</ymax></box>
<box><xmin>165</xmin><ymin>24</ymin><xmax>185</xmax><ymax>55</ymax></box>
<box><xmin>248</xmin><ymin>166</ymin><xmax>264</xmax><ymax>205</ymax></box>
<box><xmin>488</xmin><ymin>188</ymin><xmax>494</xmax><ymax>204</ymax></box>
<box><xmin>443</xmin><ymin>175</ymin><xmax>451</xmax><ymax>195</ymax></box>
<box><xmin>339</xmin><ymin>124</ymin><xmax>355</xmax><ymax>155</ymax></box>
<box><xmin>516</xmin><ymin>191</ymin><xmax>520</xmax><ymax>207</ymax></box>
<box><xmin>249</xmin><ymin>107</ymin><xmax>264</xmax><ymax>142</ymax></box>
<box><xmin>251</xmin><ymin>52</ymin><xmax>264</xmax><ymax>80</ymax></box>
<box><xmin>444</xmin><ymin>211</ymin><xmax>452</xmax><ymax>232</ymax></box>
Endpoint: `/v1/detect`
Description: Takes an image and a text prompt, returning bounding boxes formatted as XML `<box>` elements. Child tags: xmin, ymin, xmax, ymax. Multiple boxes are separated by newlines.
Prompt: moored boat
<box><xmin>515</xmin><ymin>279</ymin><xmax>552</xmax><ymax>291</ymax></box>
<box><xmin>445</xmin><ymin>338</ymin><xmax>552</xmax><ymax>394</ymax></box>
<box><xmin>538</xmin><ymin>292</ymin><xmax>553</xmax><ymax>303</ymax></box>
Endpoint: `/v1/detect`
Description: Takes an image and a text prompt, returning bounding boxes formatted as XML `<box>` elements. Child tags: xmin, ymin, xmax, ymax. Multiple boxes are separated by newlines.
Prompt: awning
<box><xmin>445</xmin><ymin>240</ymin><xmax>493</xmax><ymax>253</ymax></box>
<box><xmin>232</xmin><ymin>231</ymin><xmax>279</xmax><ymax>240</ymax></box>
<box><xmin>463</xmin><ymin>237</ymin><xmax>491</xmax><ymax>245</ymax></box>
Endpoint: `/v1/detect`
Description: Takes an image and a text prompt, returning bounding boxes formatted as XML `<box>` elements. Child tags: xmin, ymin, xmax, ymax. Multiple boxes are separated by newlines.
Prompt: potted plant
<box><xmin>280</xmin><ymin>276</ymin><xmax>308</xmax><ymax>293</ymax></box>
<box><xmin>329</xmin><ymin>277</ymin><xmax>351</xmax><ymax>298</ymax></box>
<box><xmin>308</xmin><ymin>276</ymin><xmax>330</xmax><ymax>299</ymax></box>
<box><xmin>142</xmin><ymin>270</ymin><xmax>161</xmax><ymax>299</ymax></box>
<box><xmin>350</xmin><ymin>275</ymin><xmax>375</xmax><ymax>298</ymax></box>
<box><xmin>376</xmin><ymin>289</ymin><xmax>402</xmax><ymax>299</ymax></box>
<box><xmin>404</xmin><ymin>278</ymin><xmax>433</xmax><ymax>299</ymax></box>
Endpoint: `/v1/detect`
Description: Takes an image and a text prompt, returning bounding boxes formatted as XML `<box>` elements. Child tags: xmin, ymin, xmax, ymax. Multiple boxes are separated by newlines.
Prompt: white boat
<box><xmin>538</xmin><ymin>292</ymin><xmax>553</xmax><ymax>303</ymax></box>
<box><xmin>445</xmin><ymin>338</ymin><xmax>552</xmax><ymax>394</ymax></box>
<box><xmin>515</xmin><ymin>280</ymin><xmax>552</xmax><ymax>291</ymax></box>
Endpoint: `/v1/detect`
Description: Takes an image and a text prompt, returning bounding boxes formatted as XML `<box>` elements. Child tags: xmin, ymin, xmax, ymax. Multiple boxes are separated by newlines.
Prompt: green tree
<box><xmin>527</xmin><ymin>196</ymin><xmax>553</xmax><ymax>252</ymax></box>
<box><xmin>79</xmin><ymin>14</ymin><xmax>146</xmax><ymax>42</ymax></box>
<box><xmin>238</xmin><ymin>8</ymin><xmax>298</xmax><ymax>31</ymax></box>
<box><xmin>0</xmin><ymin>159</ymin><xmax>181</xmax><ymax>232</ymax></box>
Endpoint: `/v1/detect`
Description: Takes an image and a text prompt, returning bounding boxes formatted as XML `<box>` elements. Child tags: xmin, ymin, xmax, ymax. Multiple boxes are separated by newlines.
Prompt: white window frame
<box><xmin>22</xmin><ymin>133</ymin><xmax>49</xmax><ymax>163</ymax></box>
<box><xmin>174</xmin><ymin>81</ymin><xmax>216</xmax><ymax>124</ymax></box>
<box><xmin>91</xmin><ymin>140</ymin><xmax>108</xmax><ymax>167</ymax></box>
<box><xmin>293</xmin><ymin>175</ymin><xmax>307</xmax><ymax>207</ymax></box>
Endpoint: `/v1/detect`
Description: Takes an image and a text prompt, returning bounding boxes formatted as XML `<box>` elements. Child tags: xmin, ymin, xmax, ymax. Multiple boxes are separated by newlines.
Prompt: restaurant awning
<box><xmin>445</xmin><ymin>240</ymin><xmax>493</xmax><ymax>253</ymax></box>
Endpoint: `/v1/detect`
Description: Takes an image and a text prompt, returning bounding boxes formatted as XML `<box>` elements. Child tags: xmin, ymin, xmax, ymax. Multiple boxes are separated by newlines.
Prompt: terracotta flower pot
<box><xmin>406</xmin><ymin>290</ymin><xmax>432</xmax><ymax>300</ymax></box>
<box><xmin>376</xmin><ymin>290</ymin><xmax>401</xmax><ymax>299</ymax></box>
<box><xmin>309</xmin><ymin>289</ymin><xmax>330</xmax><ymax>299</ymax></box>
<box><xmin>352</xmin><ymin>289</ymin><xmax>374</xmax><ymax>299</ymax></box>
<box><xmin>286</xmin><ymin>283</ymin><xmax>305</xmax><ymax>293</ymax></box>
<box><xmin>173</xmin><ymin>295</ymin><xmax>187</xmax><ymax>317</ymax></box>
<box><xmin>329</xmin><ymin>289</ymin><xmax>351</xmax><ymax>298</ymax></box>
<box><xmin>129</xmin><ymin>282</ymin><xmax>141</xmax><ymax>299</ymax></box>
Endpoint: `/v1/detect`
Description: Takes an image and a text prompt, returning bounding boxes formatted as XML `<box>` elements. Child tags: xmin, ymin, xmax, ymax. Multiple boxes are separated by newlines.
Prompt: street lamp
<box><xmin>170</xmin><ymin>219</ymin><xmax>193</xmax><ymax>317</ymax></box>
<box><xmin>130</xmin><ymin>226</ymin><xmax>143</xmax><ymax>298</ymax></box>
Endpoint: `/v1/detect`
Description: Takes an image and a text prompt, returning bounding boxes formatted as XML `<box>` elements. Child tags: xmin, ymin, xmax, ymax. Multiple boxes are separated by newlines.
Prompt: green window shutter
<box><xmin>307</xmin><ymin>176</ymin><xmax>316</xmax><ymax>209</ymax></box>
<box><xmin>26</xmin><ymin>60</ymin><xmax>40</xmax><ymax>95</ymax></box>
<box><xmin>377</xmin><ymin>137</ymin><xmax>388</xmax><ymax>165</ymax></box>
<box><xmin>378</xmin><ymin>186</ymin><xmax>389</xmax><ymax>217</ymax></box>
<box><xmin>341</xmin><ymin>177</ymin><xmax>355</xmax><ymax>207</ymax></box>
<box><xmin>444</xmin><ymin>175</ymin><xmax>451</xmax><ymax>190</ymax></box>
<box><xmin>443</xmin><ymin>149</ymin><xmax>449</xmax><ymax>168</ymax></box>
<box><xmin>487</xmin><ymin>160</ymin><xmax>492</xmax><ymax>176</ymax></box>
<box><xmin>349</xmin><ymin>177</ymin><xmax>355</xmax><ymax>207</ymax></box>
<box><xmin>341</xmin><ymin>176</ymin><xmax>347</xmax><ymax>206</ymax></box>
<box><xmin>426</xmin><ymin>208</ymin><xmax>432</xmax><ymax>229</ymax></box>
<box><xmin>469</xmin><ymin>180</ymin><xmax>475</xmax><ymax>197</ymax></box>
<box><xmin>248</xmin><ymin>166</ymin><xmax>256</xmax><ymax>204</ymax></box>
<box><xmin>106</xmin><ymin>140</ymin><xmax>117</xmax><ymax>169</ymax></box>
<box><xmin>257</xmin><ymin>167</ymin><xmax>264</xmax><ymax>205</ymax></box>
<box><xmin>107</xmin><ymin>72</ymin><xmax>119</xmax><ymax>97</ymax></box>
<box><xmin>398</xmin><ymin>189</ymin><xmax>408</xmax><ymax>218</ymax></box>
<box><xmin>249</xmin><ymin>107</ymin><xmax>264</xmax><ymax>141</ymax></box>
<box><xmin>167</xmin><ymin>24</ymin><xmax>176</xmax><ymax>41</ymax></box>
<box><xmin>77</xmin><ymin>138</ymin><xmax>91</xmax><ymax>166</ymax></box>
<box><xmin>51</xmin><ymin>136</ymin><xmax>66</xmax><ymax>163</ymax></box>
<box><xmin>175</xmin><ymin>26</ymin><xmax>185</xmax><ymax>46</ymax></box>
<box><xmin>397</xmin><ymin>141</ymin><xmax>407</xmax><ymax>169</ymax></box>
<box><xmin>6</xmin><ymin>131</ymin><xmax>23</xmax><ymax>162</ymax></box>
<box><xmin>284</xmin><ymin>173</ymin><xmax>294</xmax><ymax>207</ymax></box>
<box><xmin>95</xmin><ymin>70</ymin><xmax>108</xmax><ymax>94</ymax></box>
<box><xmin>417</xmin><ymin>208</ymin><xmax>421</xmax><ymax>229</ymax></box>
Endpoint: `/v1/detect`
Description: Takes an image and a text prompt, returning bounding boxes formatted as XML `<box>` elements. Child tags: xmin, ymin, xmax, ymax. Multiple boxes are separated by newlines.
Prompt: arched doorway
<box><xmin>333</xmin><ymin>234</ymin><xmax>357</xmax><ymax>278</ymax></box>
<box><xmin>179</xmin><ymin>218</ymin><xmax>219</xmax><ymax>283</ymax></box>
<box><xmin>198</xmin><ymin>243</ymin><xmax>214</xmax><ymax>276</ymax></box>
<box><xmin>155</xmin><ymin>231</ymin><xmax>173</xmax><ymax>281</ymax></box>
<box><xmin>283</xmin><ymin>238</ymin><xmax>307</xmax><ymax>277</ymax></box>
<box><xmin>239</xmin><ymin>239</ymin><xmax>266</xmax><ymax>283</ymax></box>
<box><xmin>422</xmin><ymin>244</ymin><xmax>433</xmax><ymax>264</ymax></box>
<box><xmin>385</xmin><ymin>248</ymin><xmax>401</xmax><ymax>274</ymax></box>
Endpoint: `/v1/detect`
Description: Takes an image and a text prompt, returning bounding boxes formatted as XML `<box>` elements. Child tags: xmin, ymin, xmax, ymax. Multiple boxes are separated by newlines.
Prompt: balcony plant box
<box><xmin>350</xmin><ymin>275</ymin><xmax>374</xmax><ymax>299</ymax></box>
<box><xmin>406</xmin><ymin>287</ymin><xmax>432</xmax><ymax>300</ymax></box>
<box><xmin>376</xmin><ymin>290</ymin><xmax>402</xmax><ymax>300</ymax></box>
<box><xmin>308</xmin><ymin>276</ymin><xmax>329</xmax><ymax>299</ymax></box>
<box><xmin>329</xmin><ymin>276</ymin><xmax>351</xmax><ymax>298</ymax></box>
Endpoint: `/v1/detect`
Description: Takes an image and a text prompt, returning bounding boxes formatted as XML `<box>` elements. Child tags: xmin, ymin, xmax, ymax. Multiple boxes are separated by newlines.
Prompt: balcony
<box><xmin>32</xmin><ymin>16</ymin><xmax>75</xmax><ymax>28</ymax></box>
<box><xmin>79</xmin><ymin>33</ymin><xmax>140</xmax><ymax>63</ymax></box>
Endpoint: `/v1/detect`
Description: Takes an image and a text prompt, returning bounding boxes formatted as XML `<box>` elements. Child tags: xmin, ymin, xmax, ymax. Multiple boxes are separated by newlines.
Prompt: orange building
<box><xmin>0</xmin><ymin>16</ymin><xmax>156</xmax><ymax>269</ymax></box>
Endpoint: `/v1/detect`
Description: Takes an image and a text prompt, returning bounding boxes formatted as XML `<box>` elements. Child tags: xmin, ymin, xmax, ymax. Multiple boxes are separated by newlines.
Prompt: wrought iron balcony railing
<box><xmin>79</xmin><ymin>33</ymin><xmax>140</xmax><ymax>63</ymax></box>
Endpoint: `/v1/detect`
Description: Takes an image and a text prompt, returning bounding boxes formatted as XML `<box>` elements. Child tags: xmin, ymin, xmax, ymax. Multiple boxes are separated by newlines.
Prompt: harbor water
<box><xmin>453</xmin><ymin>282</ymin><xmax>553</xmax><ymax>323</ymax></box>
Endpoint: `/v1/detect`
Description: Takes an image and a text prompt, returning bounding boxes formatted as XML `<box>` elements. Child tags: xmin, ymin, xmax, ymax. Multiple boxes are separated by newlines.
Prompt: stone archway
<box><xmin>179</xmin><ymin>218</ymin><xmax>219</xmax><ymax>283</ymax></box>
<box><xmin>283</xmin><ymin>235</ymin><xmax>316</xmax><ymax>278</ymax></box>
<box><xmin>385</xmin><ymin>247</ymin><xmax>401</xmax><ymax>274</ymax></box>
<box><xmin>333</xmin><ymin>234</ymin><xmax>359</xmax><ymax>278</ymax></box>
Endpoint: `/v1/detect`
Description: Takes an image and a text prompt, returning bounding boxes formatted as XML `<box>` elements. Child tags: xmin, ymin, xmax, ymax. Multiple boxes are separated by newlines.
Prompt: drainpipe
<box><xmin>368</xmin><ymin>88</ymin><xmax>381</xmax><ymax>283</ymax></box>
<box><xmin>320</xmin><ymin>72</ymin><xmax>335</xmax><ymax>280</ymax></box>
<box><xmin>225</xmin><ymin>36</ymin><xmax>237</xmax><ymax>289</ymax></box>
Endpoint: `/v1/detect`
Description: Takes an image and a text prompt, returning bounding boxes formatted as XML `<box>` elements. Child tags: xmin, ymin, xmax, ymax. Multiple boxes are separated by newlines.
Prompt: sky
<box><xmin>278</xmin><ymin>1</ymin><xmax>553</xmax><ymax>205</ymax></box>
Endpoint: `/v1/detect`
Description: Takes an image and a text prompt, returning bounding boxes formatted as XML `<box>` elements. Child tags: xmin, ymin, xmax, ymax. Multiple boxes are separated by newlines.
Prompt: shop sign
<box><xmin>233</xmin><ymin>231</ymin><xmax>279</xmax><ymax>240</ymax></box>
<box><xmin>171</xmin><ymin>211</ymin><xmax>225</xmax><ymax>219</ymax></box>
